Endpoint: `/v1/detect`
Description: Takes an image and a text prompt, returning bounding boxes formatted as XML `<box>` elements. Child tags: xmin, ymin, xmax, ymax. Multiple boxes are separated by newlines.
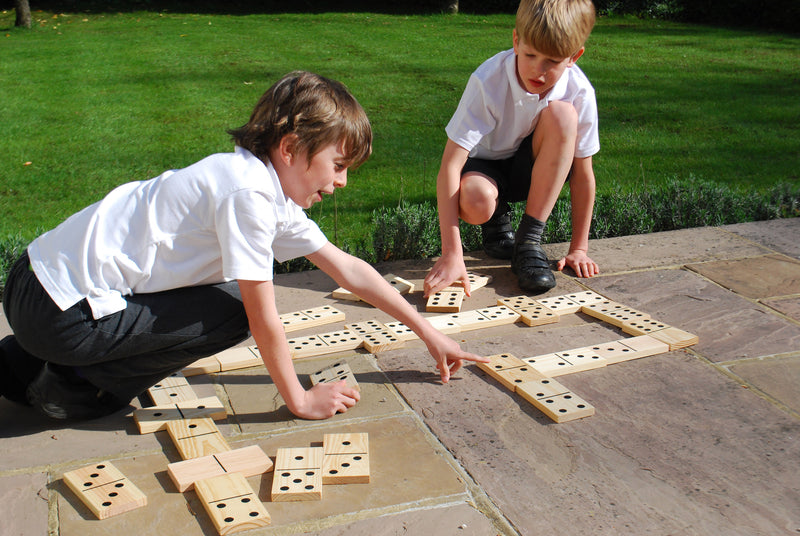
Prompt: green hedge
<box><xmin>2</xmin><ymin>178</ymin><xmax>798</xmax><ymax>299</ymax></box>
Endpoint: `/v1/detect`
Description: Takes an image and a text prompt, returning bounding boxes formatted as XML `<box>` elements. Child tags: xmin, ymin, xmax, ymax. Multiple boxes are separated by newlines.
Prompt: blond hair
<box><xmin>229</xmin><ymin>71</ymin><xmax>372</xmax><ymax>169</ymax></box>
<box><xmin>516</xmin><ymin>0</ymin><xmax>596</xmax><ymax>58</ymax></box>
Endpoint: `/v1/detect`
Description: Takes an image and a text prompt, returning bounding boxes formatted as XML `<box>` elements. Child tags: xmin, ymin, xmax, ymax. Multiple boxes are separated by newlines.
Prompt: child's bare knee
<box><xmin>459</xmin><ymin>174</ymin><xmax>497</xmax><ymax>224</ymax></box>
<box><xmin>540</xmin><ymin>101</ymin><xmax>578</xmax><ymax>139</ymax></box>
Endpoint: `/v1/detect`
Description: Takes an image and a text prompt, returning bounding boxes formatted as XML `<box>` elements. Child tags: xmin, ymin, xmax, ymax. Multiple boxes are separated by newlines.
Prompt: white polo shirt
<box><xmin>445</xmin><ymin>48</ymin><xmax>600</xmax><ymax>160</ymax></box>
<box><xmin>28</xmin><ymin>146</ymin><xmax>328</xmax><ymax>319</ymax></box>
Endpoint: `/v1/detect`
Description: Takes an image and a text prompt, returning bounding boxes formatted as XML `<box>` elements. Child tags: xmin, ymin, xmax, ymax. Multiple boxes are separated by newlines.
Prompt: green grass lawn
<box><xmin>2</xmin><ymin>10</ymin><xmax>798</xmax><ymax>249</ymax></box>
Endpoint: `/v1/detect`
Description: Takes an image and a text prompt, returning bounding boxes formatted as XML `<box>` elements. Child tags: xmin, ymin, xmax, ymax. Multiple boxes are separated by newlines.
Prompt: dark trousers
<box><xmin>2</xmin><ymin>252</ymin><xmax>250</xmax><ymax>402</ymax></box>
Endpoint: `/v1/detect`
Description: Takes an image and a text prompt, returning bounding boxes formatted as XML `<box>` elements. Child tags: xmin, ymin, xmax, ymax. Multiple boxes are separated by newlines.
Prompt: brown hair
<box><xmin>516</xmin><ymin>0</ymin><xmax>596</xmax><ymax>58</ymax></box>
<box><xmin>229</xmin><ymin>71</ymin><xmax>372</xmax><ymax>169</ymax></box>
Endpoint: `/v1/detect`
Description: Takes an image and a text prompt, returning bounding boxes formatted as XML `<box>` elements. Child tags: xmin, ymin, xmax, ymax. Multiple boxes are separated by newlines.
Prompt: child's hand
<box><xmin>557</xmin><ymin>249</ymin><xmax>599</xmax><ymax>278</ymax></box>
<box><xmin>424</xmin><ymin>330</ymin><xmax>489</xmax><ymax>383</ymax></box>
<box><xmin>293</xmin><ymin>381</ymin><xmax>360</xmax><ymax>420</ymax></box>
<box><xmin>424</xmin><ymin>255</ymin><xmax>471</xmax><ymax>297</ymax></box>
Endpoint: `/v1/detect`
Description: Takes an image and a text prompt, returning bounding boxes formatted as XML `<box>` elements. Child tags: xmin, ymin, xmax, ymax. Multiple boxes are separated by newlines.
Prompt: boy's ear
<box><xmin>568</xmin><ymin>47</ymin><xmax>585</xmax><ymax>67</ymax></box>
<box><xmin>278</xmin><ymin>133</ymin><xmax>299</xmax><ymax>165</ymax></box>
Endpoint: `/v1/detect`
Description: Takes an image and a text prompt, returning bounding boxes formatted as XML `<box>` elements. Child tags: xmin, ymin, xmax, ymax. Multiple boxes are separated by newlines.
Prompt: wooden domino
<box><xmin>309</xmin><ymin>361</ymin><xmax>359</xmax><ymax>391</ymax></box>
<box><xmin>450</xmin><ymin>271</ymin><xmax>492</xmax><ymax>292</ymax></box>
<box><xmin>194</xmin><ymin>472</ymin><xmax>271</xmax><ymax>535</ymax></box>
<box><xmin>384</xmin><ymin>321</ymin><xmax>420</xmax><ymax>341</ymax></box>
<box><xmin>318</xmin><ymin>330</ymin><xmax>365</xmax><ymax>352</ymax></box>
<box><xmin>563</xmin><ymin>290</ymin><xmax>607</xmax><ymax>307</ymax></box>
<box><xmin>148</xmin><ymin>372</ymin><xmax>198</xmax><ymax>405</ymax></box>
<box><xmin>385</xmin><ymin>273</ymin><xmax>415</xmax><ymax>295</ymax></box>
<box><xmin>476</xmin><ymin>305</ymin><xmax>520</xmax><ymax>326</ymax></box>
<box><xmin>646</xmin><ymin>326</ymin><xmax>699</xmax><ymax>350</ymax></box>
<box><xmin>425</xmin><ymin>315</ymin><xmax>462</xmax><ymax>334</ymax></box>
<box><xmin>166</xmin><ymin>417</ymin><xmax>231</xmax><ymax>460</ymax></box>
<box><xmin>526</xmin><ymin>391</ymin><xmax>595</xmax><ymax>423</ymax></box>
<box><xmin>62</xmin><ymin>461</ymin><xmax>147</xmax><ymax>520</ymax></box>
<box><xmin>133</xmin><ymin>396</ymin><xmax>226</xmax><ymax>434</ymax></box>
<box><xmin>476</xmin><ymin>353</ymin><xmax>530</xmax><ymax>386</ymax></box>
<box><xmin>280</xmin><ymin>306</ymin><xmax>345</xmax><ymax>333</ymax></box>
<box><xmin>331</xmin><ymin>287</ymin><xmax>361</xmax><ymax>301</ymax></box>
<box><xmin>183</xmin><ymin>356</ymin><xmax>222</xmax><ymax>376</ymax></box>
<box><xmin>426</xmin><ymin>289</ymin><xmax>465</xmax><ymax>313</ymax></box>
<box><xmin>536</xmin><ymin>294</ymin><xmax>583</xmax><ymax>315</ymax></box>
<box><xmin>493</xmin><ymin>365</ymin><xmax>548</xmax><ymax>391</ymax></box>
<box><xmin>167</xmin><ymin>445</ymin><xmax>273</xmax><ymax>492</ymax></box>
<box><xmin>620</xmin><ymin>317</ymin><xmax>671</xmax><ymax>336</ymax></box>
<box><xmin>553</xmin><ymin>349</ymin><xmax>608</xmax><ymax>374</ymax></box>
<box><xmin>271</xmin><ymin>447</ymin><xmax>324</xmax><ymax>502</ymax></box>
<box><xmin>522</xmin><ymin>353</ymin><xmax>572</xmax><ymax>376</ymax></box>
<box><xmin>214</xmin><ymin>346</ymin><xmax>261</xmax><ymax>372</ymax></box>
<box><xmin>514</xmin><ymin>304</ymin><xmax>560</xmax><ymax>327</ymax></box>
<box><xmin>322</xmin><ymin>433</ymin><xmax>370</xmax><ymax>484</ymax></box>
<box><xmin>286</xmin><ymin>334</ymin><xmax>330</xmax><ymax>359</ymax></box>
<box><xmin>581</xmin><ymin>300</ymin><xmax>651</xmax><ymax>328</ymax></box>
<box><xmin>497</xmin><ymin>295</ymin><xmax>540</xmax><ymax>311</ymax></box>
<box><xmin>344</xmin><ymin>319</ymin><xmax>386</xmax><ymax>335</ymax></box>
<box><xmin>361</xmin><ymin>329</ymin><xmax>405</xmax><ymax>353</ymax></box>
<box><xmin>515</xmin><ymin>377</ymin><xmax>571</xmax><ymax>402</ymax></box>
<box><xmin>584</xmin><ymin>336</ymin><xmax>669</xmax><ymax>364</ymax></box>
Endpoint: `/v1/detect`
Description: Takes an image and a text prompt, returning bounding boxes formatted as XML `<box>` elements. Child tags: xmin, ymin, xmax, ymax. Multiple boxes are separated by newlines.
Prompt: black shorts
<box><xmin>461</xmin><ymin>133</ymin><xmax>534</xmax><ymax>203</ymax></box>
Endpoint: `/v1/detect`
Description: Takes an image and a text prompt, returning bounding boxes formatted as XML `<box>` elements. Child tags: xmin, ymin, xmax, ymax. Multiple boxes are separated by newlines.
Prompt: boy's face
<box><xmin>513</xmin><ymin>30</ymin><xmax>584</xmax><ymax>96</ymax></box>
<box><xmin>277</xmin><ymin>141</ymin><xmax>349</xmax><ymax>209</ymax></box>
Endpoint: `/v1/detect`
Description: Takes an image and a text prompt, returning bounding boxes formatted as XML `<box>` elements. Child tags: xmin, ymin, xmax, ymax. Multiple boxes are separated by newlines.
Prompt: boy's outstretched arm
<box><xmin>238</xmin><ymin>279</ymin><xmax>360</xmax><ymax>419</ymax></box>
<box><xmin>308</xmin><ymin>243</ymin><xmax>489</xmax><ymax>383</ymax></box>
<box><xmin>424</xmin><ymin>139</ymin><xmax>472</xmax><ymax>297</ymax></box>
<box><xmin>556</xmin><ymin>155</ymin><xmax>599</xmax><ymax>277</ymax></box>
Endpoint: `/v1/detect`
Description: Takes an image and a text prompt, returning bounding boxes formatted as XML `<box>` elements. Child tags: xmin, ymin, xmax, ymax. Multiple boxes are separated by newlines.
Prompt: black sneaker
<box><xmin>512</xmin><ymin>241</ymin><xmax>556</xmax><ymax>294</ymax></box>
<box><xmin>481</xmin><ymin>203</ymin><xmax>515</xmax><ymax>259</ymax></box>
<box><xmin>26</xmin><ymin>363</ymin><xmax>128</xmax><ymax>420</ymax></box>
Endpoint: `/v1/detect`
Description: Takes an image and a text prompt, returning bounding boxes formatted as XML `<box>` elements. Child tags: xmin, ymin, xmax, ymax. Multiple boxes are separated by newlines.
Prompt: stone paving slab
<box><xmin>0</xmin><ymin>375</ymin><xmax>220</xmax><ymax>473</ymax></box>
<box><xmin>220</xmin><ymin>353</ymin><xmax>408</xmax><ymax>436</ymax></box>
<box><xmin>56</xmin><ymin>415</ymin><xmax>477</xmax><ymax>535</ymax></box>
<box><xmin>726</xmin><ymin>355</ymin><xmax>800</xmax><ymax>416</ymax></box>
<box><xmin>585</xmin><ymin>268</ymin><xmax>800</xmax><ymax>362</ymax></box>
<box><xmin>313</xmin><ymin>503</ymin><xmax>499</xmax><ymax>536</ymax></box>
<box><xmin>761</xmin><ymin>296</ymin><xmax>800</xmax><ymax>322</ymax></box>
<box><xmin>545</xmin><ymin>226</ymin><xmax>773</xmax><ymax>275</ymax></box>
<box><xmin>686</xmin><ymin>253</ymin><xmax>800</xmax><ymax>299</ymax></box>
<box><xmin>378</xmin><ymin>345</ymin><xmax>800</xmax><ymax>536</ymax></box>
<box><xmin>0</xmin><ymin>472</ymin><xmax>50</xmax><ymax>536</ymax></box>
<box><xmin>724</xmin><ymin>218</ymin><xmax>800</xmax><ymax>259</ymax></box>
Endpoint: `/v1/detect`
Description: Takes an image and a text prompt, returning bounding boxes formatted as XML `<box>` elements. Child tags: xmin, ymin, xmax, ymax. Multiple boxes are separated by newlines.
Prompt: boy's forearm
<box><xmin>436</xmin><ymin>140</ymin><xmax>470</xmax><ymax>257</ymax></box>
<box><xmin>569</xmin><ymin>157</ymin><xmax>596</xmax><ymax>253</ymax></box>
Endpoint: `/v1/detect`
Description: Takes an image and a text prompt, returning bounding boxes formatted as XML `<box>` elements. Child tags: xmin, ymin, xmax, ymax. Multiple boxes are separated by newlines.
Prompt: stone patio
<box><xmin>1</xmin><ymin>218</ymin><xmax>799</xmax><ymax>535</ymax></box>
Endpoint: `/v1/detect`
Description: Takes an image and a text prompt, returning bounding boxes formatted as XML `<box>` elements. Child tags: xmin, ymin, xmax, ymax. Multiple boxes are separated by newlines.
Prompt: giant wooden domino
<box><xmin>322</xmin><ymin>432</ymin><xmax>370</xmax><ymax>484</ymax></box>
<box><xmin>62</xmin><ymin>461</ymin><xmax>147</xmax><ymax>519</ymax></box>
<box><xmin>271</xmin><ymin>446</ymin><xmax>324</xmax><ymax>502</ymax></box>
<box><xmin>168</xmin><ymin>445</ymin><xmax>274</xmax><ymax>492</ymax></box>
<box><xmin>194</xmin><ymin>472</ymin><xmax>271</xmax><ymax>534</ymax></box>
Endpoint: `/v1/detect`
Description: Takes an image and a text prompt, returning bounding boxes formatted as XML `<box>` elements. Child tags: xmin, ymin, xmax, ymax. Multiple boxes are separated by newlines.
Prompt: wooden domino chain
<box><xmin>167</xmin><ymin>445</ymin><xmax>273</xmax><ymax>492</ymax></box>
<box><xmin>309</xmin><ymin>361</ymin><xmax>359</xmax><ymax>391</ymax></box>
<box><xmin>322</xmin><ymin>433</ymin><xmax>370</xmax><ymax>484</ymax></box>
<box><xmin>271</xmin><ymin>447</ymin><xmax>324</xmax><ymax>502</ymax></box>
<box><xmin>62</xmin><ymin>461</ymin><xmax>147</xmax><ymax>520</ymax></box>
<box><xmin>147</xmin><ymin>372</ymin><xmax>198</xmax><ymax>405</ymax></box>
<box><xmin>133</xmin><ymin>396</ymin><xmax>227</xmax><ymax>434</ymax></box>
<box><xmin>166</xmin><ymin>417</ymin><xmax>231</xmax><ymax>460</ymax></box>
<box><xmin>194</xmin><ymin>472</ymin><xmax>271</xmax><ymax>535</ymax></box>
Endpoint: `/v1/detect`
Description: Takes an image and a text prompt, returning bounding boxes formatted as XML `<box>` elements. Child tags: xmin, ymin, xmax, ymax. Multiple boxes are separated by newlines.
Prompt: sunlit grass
<box><xmin>1</xmin><ymin>10</ymin><xmax>798</xmax><ymax>249</ymax></box>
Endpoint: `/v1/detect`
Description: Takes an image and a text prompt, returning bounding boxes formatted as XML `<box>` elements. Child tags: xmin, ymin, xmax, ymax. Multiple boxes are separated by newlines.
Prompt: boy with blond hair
<box><xmin>424</xmin><ymin>0</ymin><xmax>600</xmax><ymax>296</ymax></box>
<box><xmin>2</xmin><ymin>71</ymin><xmax>486</xmax><ymax>422</ymax></box>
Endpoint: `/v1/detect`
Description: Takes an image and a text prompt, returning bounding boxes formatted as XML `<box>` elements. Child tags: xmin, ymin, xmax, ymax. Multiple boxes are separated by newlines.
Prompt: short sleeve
<box><xmin>445</xmin><ymin>75</ymin><xmax>498</xmax><ymax>152</ymax></box>
<box><xmin>216</xmin><ymin>190</ymin><xmax>277</xmax><ymax>281</ymax></box>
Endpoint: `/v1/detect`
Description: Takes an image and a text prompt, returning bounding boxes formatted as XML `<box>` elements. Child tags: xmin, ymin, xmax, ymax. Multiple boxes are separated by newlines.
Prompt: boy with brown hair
<box><xmin>424</xmin><ymin>0</ymin><xmax>600</xmax><ymax>297</ymax></box>
<box><xmin>1</xmin><ymin>71</ymin><xmax>486</xmax><ymax>422</ymax></box>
